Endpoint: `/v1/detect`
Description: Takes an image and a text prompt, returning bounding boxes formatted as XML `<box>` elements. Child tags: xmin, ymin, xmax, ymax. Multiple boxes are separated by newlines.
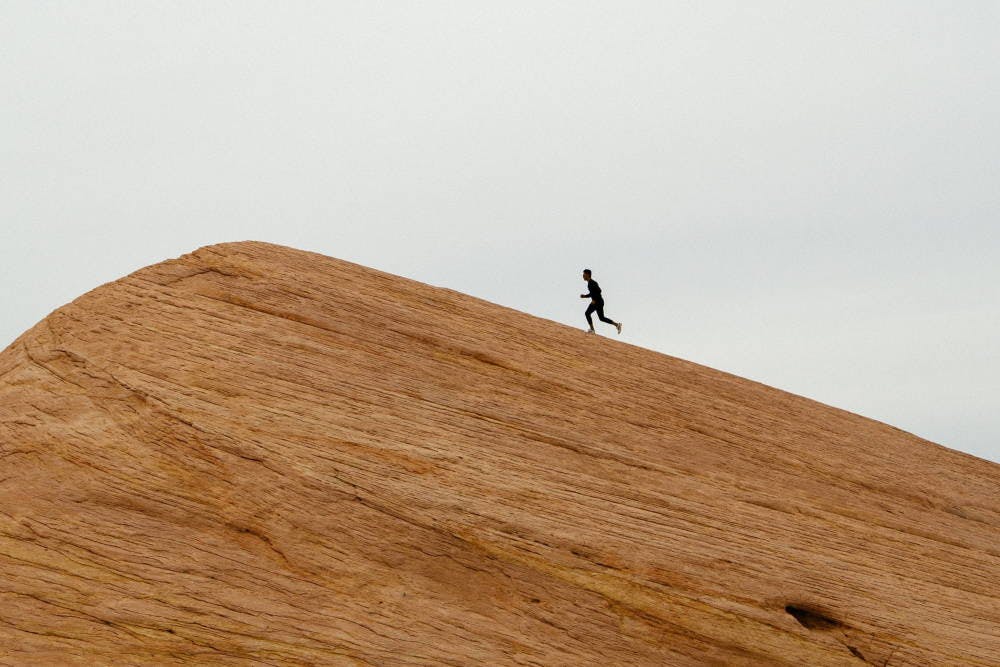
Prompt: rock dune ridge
<box><xmin>1</xmin><ymin>241</ymin><xmax>998</xmax><ymax>666</ymax></box>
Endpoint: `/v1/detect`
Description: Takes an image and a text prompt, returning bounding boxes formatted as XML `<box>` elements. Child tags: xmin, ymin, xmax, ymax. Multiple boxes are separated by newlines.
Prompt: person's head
<box><xmin>582</xmin><ymin>268</ymin><xmax>592</xmax><ymax>281</ymax></box>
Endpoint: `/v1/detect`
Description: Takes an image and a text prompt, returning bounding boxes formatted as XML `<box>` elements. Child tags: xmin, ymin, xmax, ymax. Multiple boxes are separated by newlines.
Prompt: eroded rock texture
<box><xmin>1</xmin><ymin>241</ymin><xmax>998</xmax><ymax>666</ymax></box>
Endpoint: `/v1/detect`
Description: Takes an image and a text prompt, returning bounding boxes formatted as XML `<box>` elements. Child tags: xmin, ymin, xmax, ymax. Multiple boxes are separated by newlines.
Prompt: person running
<box><xmin>580</xmin><ymin>269</ymin><xmax>622</xmax><ymax>335</ymax></box>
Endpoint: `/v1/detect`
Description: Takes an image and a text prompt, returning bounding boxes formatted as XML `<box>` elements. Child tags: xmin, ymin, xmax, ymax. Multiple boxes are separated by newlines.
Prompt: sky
<box><xmin>2</xmin><ymin>2</ymin><xmax>998</xmax><ymax>463</ymax></box>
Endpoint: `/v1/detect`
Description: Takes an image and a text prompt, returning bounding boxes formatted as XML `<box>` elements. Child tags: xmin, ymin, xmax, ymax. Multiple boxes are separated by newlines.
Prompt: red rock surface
<box><xmin>1</xmin><ymin>241</ymin><xmax>998</xmax><ymax>666</ymax></box>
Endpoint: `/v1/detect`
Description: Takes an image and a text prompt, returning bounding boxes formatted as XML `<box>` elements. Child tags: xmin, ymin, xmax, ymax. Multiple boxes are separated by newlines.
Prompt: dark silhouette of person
<box><xmin>580</xmin><ymin>269</ymin><xmax>622</xmax><ymax>335</ymax></box>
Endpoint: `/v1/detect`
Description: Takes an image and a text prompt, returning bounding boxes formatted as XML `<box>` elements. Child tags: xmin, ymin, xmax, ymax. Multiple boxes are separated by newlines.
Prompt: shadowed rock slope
<box><xmin>1</xmin><ymin>241</ymin><xmax>998</xmax><ymax>666</ymax></box>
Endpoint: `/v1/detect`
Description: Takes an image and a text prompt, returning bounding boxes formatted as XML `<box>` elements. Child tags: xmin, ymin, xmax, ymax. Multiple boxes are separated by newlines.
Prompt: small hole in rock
<box><xmin>785</xmin><ymin>604</ymin><xmax>842</xmax><ymax>631</ymax></box>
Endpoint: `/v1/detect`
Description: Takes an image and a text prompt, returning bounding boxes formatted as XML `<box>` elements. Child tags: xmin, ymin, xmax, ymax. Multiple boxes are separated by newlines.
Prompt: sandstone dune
<box><xmin>1</xmin><ymin>241</ymin><xmax>998</xmax><ymax>666</ymax></box>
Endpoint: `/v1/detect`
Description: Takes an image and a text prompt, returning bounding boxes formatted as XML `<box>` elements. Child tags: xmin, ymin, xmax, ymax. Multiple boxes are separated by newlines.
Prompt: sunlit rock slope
<box><xmin>1</xmin><ymin>241</ymin><xmax>998</xmax><ymax>666</ymax></box>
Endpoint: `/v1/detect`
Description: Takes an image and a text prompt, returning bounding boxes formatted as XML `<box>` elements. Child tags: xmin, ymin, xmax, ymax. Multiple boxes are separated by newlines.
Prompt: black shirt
<box><xmin>585</xmin><ymin>279</ymin><xmax>603</xmax><ymax>303</ymax></box>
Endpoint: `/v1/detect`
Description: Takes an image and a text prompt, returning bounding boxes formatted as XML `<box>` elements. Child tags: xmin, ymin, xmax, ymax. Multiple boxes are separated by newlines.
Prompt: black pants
<box><xmin>585</xmin><ymin>300</ymin><xmax>616</xmax><ymax>328</ymax></box>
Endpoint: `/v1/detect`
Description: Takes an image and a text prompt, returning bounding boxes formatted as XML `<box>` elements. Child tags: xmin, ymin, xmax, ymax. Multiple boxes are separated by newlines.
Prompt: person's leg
<box><xmin>596</xmin><ymin>303</ymin><xmax>617</xmax><ymax>327</ymax></box>
<box><xmin>597</xmin><ymin>303</ymin><xmax>623</xmax><ymax>334</ymax></box>
<box><xmin>585</xmin><ymin>303</ymin><xmax>596</xmax><ymax>330</ymax></box>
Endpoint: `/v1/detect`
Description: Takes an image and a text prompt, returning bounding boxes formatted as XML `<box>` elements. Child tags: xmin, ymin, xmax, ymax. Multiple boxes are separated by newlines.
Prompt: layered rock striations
<box><xmin>1</xmin><ymin>241</ymin><xmax>998</xmax><ymax>666</ymax></box>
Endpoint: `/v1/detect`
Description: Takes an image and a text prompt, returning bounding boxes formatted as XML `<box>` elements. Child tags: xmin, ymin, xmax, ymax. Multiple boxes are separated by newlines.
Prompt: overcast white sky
<box><xmin>2</xmin><ymin>2</ymin><xmax>998</xmax><ymax>462</ymax></box>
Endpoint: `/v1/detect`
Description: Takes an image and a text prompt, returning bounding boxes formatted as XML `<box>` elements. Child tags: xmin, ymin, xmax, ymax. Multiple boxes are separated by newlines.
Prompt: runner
<box><xmin>580</xmin><ymin>269</ymin><xmax>622</xmax><ymax>335</ymax></box>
